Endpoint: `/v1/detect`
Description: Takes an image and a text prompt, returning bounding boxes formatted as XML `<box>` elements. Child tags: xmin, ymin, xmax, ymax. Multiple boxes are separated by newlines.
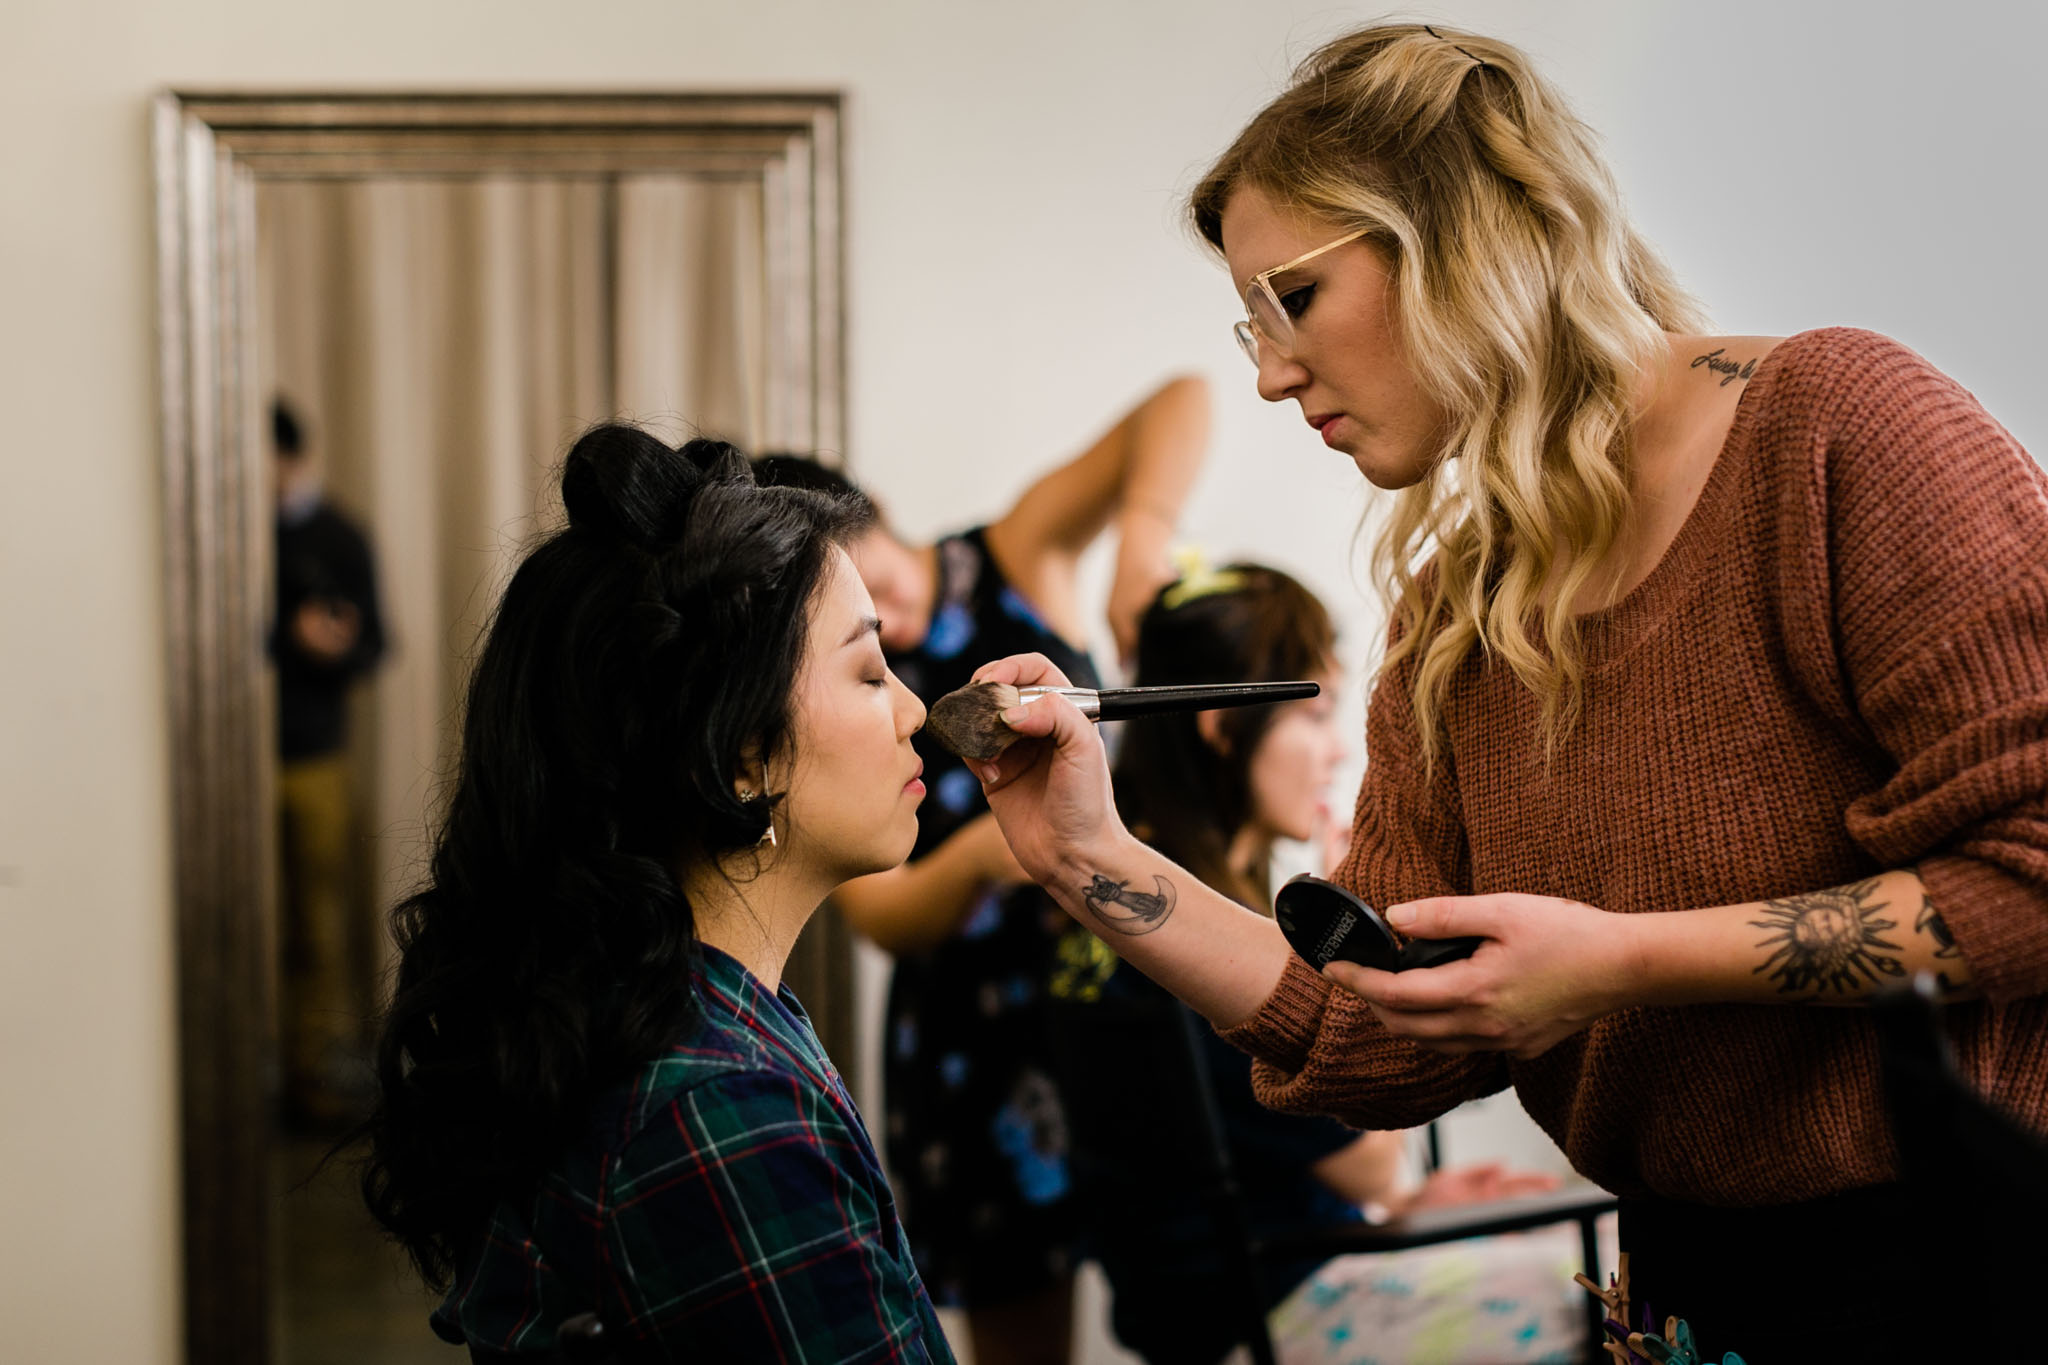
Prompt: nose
<box><xmin>1254</xmin><ymin>345</ymin><xmax>1308</xmax><ymax>403</ymax></box>
<box><xmin>893</xmin><ymin>672</ymin><xmax>927</xmax><ymax>737</ymax></box>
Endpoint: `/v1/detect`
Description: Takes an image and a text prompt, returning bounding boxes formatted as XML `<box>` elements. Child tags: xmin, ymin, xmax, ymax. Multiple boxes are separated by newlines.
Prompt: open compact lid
<box><xmin>1273</xmin><ymin>874</ymin><xmax>1483</xmax><ymax>973</ymax></box>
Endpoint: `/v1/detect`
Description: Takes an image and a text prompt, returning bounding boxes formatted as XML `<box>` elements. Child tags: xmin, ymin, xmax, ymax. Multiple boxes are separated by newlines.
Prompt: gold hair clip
<box><xmin>1161</xmin><ymin>547</ymin><xmax>1247</xmax><ymax>610</ymax></box>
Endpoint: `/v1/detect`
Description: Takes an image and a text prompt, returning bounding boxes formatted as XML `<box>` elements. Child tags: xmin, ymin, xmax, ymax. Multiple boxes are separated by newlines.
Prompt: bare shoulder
<box><xmin>1632</xmin><ymin>335</ymin><xmax>1792</xmax><ymax>512</ymax></box>
<box><xmin>1656</xmin><ymin>333</ymin><xmax>1790</xmax><ymax>449</ymax></box>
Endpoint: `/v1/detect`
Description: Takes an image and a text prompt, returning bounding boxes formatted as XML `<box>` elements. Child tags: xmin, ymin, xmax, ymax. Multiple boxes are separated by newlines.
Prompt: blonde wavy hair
<box><xmin>1190</xmin><ymin>23</ymin><xmax>1706</xmax><ymax>763</ymax></box>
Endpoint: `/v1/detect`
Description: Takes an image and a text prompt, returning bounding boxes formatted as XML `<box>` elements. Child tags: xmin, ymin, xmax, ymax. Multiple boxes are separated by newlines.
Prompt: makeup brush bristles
<box><xmin>926</xmin><ymin>681</ymin><xmax>1025</xmax><ymax>761</ymax></box>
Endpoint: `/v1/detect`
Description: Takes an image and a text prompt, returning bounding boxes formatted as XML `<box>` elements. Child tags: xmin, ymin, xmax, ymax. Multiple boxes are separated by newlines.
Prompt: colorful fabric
<box><xmin>1267</xmin><ymin>1220</ymin><xmax>1609</xmax><ymax>1365</ymax></box>
<box><xmin>432</xmin><ymin>944</ymin><xmax>954</xmax><ymax>1362</ymax></box>
<box><xmin>882</xmin><ymin>527</ymin><xmax>1102</xmax><ymax>1307</ymax></box>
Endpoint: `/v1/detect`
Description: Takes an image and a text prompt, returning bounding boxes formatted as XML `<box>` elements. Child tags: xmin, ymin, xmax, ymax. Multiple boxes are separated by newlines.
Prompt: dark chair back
<box><xmin>1048</xmin><ymin>982</ymin><xmax>1281</xmax><ymax>1365</ymax></box>
<box><xmin>1051</xmin><ymin>966</ymin><xmax>1619</xmax><ymax>1365</ymax></box>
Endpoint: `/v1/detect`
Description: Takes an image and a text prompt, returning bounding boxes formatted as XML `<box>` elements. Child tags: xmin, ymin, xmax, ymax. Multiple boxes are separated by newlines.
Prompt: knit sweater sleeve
<box><xmin>1218</xmin><ymin>634</ymin><xmax>1510</xmax><ymax>1128</ymax></box>
<box><xmin>1796</xmin><ymin>330</ymin><xmax>2048</xmax><ymax>1005</ymax></box>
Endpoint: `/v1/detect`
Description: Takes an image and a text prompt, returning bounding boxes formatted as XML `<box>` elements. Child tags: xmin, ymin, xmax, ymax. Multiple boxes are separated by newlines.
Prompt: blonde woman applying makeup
<box><xmin>971</xmin><ymin>22</ymin><xmax>2048</xmax><ymax>1361</ymax></box>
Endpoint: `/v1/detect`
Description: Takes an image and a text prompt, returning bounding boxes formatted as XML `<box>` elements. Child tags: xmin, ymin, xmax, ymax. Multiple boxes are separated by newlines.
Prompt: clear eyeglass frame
<box><xmin>1232</xmin><ymin>226</ymin><xmax>1371</xmax><ymax>366</ymax></box>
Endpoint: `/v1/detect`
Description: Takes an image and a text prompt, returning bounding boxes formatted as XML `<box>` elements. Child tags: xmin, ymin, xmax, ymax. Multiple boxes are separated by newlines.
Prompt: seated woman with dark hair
<box><xmin>359</xmin><ymin>425</ymin><xmax>953</xmax><ymax>1362</ymax></box>
<box><xmin>1054</xmin><ymin>561</ymin><xmax>1571</xmax><ymax>1365</ymax></box>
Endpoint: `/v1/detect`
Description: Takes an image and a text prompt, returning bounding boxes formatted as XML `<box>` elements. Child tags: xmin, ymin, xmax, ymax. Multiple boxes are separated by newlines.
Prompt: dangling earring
<box><xmin>737</xmin><ymin>788</ymin><xmax>777</xmax><ymax>848</ymax></box>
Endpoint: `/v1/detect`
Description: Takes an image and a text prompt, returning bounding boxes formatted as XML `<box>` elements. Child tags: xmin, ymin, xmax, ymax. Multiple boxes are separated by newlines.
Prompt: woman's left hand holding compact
<box><xmin>1323</xmin><ymin>893</ymin><xmax>1643</xmax><ymax>1061</ymax></box>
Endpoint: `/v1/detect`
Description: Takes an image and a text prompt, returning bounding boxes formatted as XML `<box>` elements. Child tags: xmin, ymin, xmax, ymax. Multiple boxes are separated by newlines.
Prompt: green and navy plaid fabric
<box><xmin>432</xmin><ymin>944</ymin><xmax>955</xmax><ymax>1362</ymax></box>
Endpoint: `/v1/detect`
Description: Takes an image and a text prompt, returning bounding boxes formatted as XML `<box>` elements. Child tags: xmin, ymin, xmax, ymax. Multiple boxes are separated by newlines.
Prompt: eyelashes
<box><xmin>1279</xmin><ymin>283</ymin><xmax>1316</xmax><ymax>319</ymax></box>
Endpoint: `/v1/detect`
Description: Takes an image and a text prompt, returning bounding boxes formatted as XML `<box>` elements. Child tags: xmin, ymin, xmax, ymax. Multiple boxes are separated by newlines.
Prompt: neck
<box><xmin>1555</xmin><ymin>332</ymin><xmax>1719</xmax><ymax>613</ymax></box>
<box><xmin>1226</xmin><ymin>826</ymin><xmax>1273</xmax><ymax>899</ymax></box>
<box><xmin>682</xmin><ymin>856</ymin><xmax>829</xmax><ymax>992</ymax></box>
<box><xmin>910</xmin><ymin>541</ymin><xmax>941</xmax><ymax>640</ymax></box>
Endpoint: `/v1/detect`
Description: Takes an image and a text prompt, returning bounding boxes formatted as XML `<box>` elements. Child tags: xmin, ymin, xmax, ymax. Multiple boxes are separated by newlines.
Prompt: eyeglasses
<box><xmin>1232</xmin><ymin>227</ymin><xmax>1371</xmax><ymax>366</ymax></box>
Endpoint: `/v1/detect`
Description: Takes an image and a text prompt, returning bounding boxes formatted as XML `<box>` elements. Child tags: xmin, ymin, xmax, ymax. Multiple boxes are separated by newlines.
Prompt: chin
<box><xmin>868</xmin><ymin>815</ymin><xmax>920</xmax><ymax>876</ymax></box>
<box><xmin>1353</xmin><ymin>454</ymin><xmax>1430</xmax><ymax>491</ymax></box>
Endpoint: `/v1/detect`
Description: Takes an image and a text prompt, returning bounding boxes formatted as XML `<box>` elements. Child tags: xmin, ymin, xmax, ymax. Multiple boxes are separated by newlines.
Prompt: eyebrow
<box><xmin>842</xmin><ymin>616</ymin><xmax>882</xmax><ymax>647</ymax></box>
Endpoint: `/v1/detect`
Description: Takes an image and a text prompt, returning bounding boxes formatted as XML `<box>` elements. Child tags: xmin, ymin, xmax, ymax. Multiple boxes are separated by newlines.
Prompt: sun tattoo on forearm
<box><xmin>1081</xmin><ymin>872</ymin><xmax>1177</xmax><ymax>936</ymax></box>
<box><xmin>1749</xmin><ymin>878</ymin><xmax>1907</xmax><ymax>998</ymax></box>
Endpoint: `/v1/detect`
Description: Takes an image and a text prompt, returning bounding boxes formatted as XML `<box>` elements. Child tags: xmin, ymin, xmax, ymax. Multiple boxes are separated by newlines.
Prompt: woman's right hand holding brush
<box><xmin>968</xmin><ymin>652</ymin><xmax>1132</xmax><ymax>887</ymax></box>
<box><xmin>970</xmin><ymin>651</ymin><xmax>1296</xmax><ymax>1028</ymax></box>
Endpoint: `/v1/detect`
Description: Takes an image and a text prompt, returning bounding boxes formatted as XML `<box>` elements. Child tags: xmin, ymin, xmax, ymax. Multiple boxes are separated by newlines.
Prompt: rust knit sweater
<box><xmin>1221</xmin><ymin>328</ymin><xmax>2048</xmax><ymax>1205</ymax></box>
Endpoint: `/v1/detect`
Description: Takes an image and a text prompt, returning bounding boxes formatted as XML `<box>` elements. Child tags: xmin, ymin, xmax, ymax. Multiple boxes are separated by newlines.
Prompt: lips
<box><xmin>1307</xmin><ymin>413</ymin><xmax>1347</xmax><ymax>446</ymax></box>
<box><xmin>904</xmin><ymin>760</ymin><xmax>925</xmax><ymax>795</ymax></box>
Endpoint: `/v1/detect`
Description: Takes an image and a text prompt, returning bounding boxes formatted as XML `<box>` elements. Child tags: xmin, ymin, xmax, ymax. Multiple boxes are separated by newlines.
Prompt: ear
<box><xmin>732</xmin><ymin>740</ymin><xmax>768</xmax><ymax>799</ymax></box>
<box><xmin>1194</xmin><ymin>709</ymin><xmax>1229</xmax><ymax>755</ymax></box>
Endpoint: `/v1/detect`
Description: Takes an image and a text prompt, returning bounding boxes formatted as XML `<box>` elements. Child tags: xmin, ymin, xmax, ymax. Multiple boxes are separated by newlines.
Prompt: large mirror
<box><xmin>154</xmin><ymin>91</ymin><xmax>848</xmax><ymax>1365</ymax></box>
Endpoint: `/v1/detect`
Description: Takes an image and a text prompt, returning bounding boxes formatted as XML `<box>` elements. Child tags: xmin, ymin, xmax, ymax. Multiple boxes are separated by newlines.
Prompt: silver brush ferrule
<box><xmin>1018</xmin><ymin>686</ymin><xmax>1101</xmax><ymax>719</ymax></box>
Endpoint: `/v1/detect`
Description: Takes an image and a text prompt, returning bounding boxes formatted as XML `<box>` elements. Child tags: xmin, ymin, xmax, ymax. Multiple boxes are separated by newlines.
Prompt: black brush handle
<box><xmin>1093</xmin><ymin>681</ymin><xmax>1320</xmax><ymax>722</ymax></box>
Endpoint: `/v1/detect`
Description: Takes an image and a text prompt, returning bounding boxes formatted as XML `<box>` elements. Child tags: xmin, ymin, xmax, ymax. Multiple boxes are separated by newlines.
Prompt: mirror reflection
<box><xmin>254</xmin><ymin>172</ymin><xmax>781</xmax><ymax>1363</ymax></box>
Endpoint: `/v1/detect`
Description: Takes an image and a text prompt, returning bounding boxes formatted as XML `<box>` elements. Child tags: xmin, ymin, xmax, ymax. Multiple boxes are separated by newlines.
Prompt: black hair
<box><xmin>751</xmin><ymin>452</ymin><xmax>878</xmax><ymax>520</ymax></box>
<box><xmin>359</xmin><ymin>423</ymin><xmax>870</xmax><ymax>1287</ymax></box>
<box><xmin>272</xmin><ymin>397</ymin><xmax>306</xmax><ymax>459</ymax></box>
<box><xmin>1112</xmin><ymin>564</ymin><xmax>1335</xmax><ymax>909</ymax></box>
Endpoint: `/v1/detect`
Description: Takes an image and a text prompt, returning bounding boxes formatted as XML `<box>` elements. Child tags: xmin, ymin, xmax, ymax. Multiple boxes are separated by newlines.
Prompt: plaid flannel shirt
<box><xmin>432</xmin><ymin>944</ymin><xmax>954</xmax><ymax>1363</ymax></box>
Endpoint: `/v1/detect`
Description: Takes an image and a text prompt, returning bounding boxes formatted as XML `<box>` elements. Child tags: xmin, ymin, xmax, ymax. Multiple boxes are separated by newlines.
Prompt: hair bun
<box><xmin>560</xmin><ymin>425</ymin><xmax>752</xmax><ymax>554</ymax></box>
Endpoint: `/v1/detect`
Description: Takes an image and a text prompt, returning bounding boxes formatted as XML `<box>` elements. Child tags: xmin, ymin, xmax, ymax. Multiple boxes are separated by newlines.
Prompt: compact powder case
<box><xmin>1274</xmin><ymin>874</ymin><xmax>1483</xmax><ymax>973</ymax></box>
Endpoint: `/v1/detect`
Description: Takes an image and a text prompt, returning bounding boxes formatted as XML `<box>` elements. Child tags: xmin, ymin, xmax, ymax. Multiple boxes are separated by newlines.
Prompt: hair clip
<box><xmin>1161</xmin><ymin>547</ymin><xmax>1248</xmax><ymax>611</ymax></box>
<box><xmin>1424</xmin><ymin>24</ymin><xmax>1491</xmax><ymax>70</ymax></box>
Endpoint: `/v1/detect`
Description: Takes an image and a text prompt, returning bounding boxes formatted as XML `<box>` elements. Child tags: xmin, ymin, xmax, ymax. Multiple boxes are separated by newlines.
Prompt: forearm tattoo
<box><xmin>1080</xmin><ymin>872</ymin><xmax>1176</xmax><ymax>936</ymax></box>
<box><xmin>1750</xmin><ymin>878</ymin><xmax>1906</xmax><ymax>998</ymax></box>
<box><xmin>1915</xmin><ymin>895</ymin><xmax>1968</xmax><ymax>994</ymax></box>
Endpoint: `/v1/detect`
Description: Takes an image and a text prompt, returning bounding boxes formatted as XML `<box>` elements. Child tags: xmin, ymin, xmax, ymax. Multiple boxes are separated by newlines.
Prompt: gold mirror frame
<box><xmin>152</xmin><ymin>91</ymin><xmax>845</xmax><ymax>1365</ymax></box>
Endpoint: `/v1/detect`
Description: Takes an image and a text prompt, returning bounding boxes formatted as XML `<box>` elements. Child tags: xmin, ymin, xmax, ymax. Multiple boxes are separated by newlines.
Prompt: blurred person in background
<box><xmin>271</xmin><ymin>395</ymin><xmax>386</xmax><ymax>1130</ymax></box>
<box><xmin>1053</xmin><ymin>560</ymin><xmax>1568</xmax><ymax>1365</ymax></box>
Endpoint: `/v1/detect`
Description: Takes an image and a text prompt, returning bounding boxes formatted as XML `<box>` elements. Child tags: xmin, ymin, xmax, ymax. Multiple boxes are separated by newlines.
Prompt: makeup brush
<box><xmin>926</xmin><ymin>680</ymin><xmax>1321</xmax><ymax>761</ymax></box>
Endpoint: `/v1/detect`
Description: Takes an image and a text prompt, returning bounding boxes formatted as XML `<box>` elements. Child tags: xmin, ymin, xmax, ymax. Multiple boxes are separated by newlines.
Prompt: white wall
<box><xmin>2</xmin><ymin>2</ymin><xmax>2043</xmax><ymax>1362</ymax></box>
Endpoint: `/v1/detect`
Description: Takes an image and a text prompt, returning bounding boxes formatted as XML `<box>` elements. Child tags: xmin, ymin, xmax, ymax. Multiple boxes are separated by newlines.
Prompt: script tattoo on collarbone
<box><xmin>1748</xmin><ymin>878</ymin><xmax>1906</xmax><ymax>998</ymax></box>
<box><xmin>1081</xmin><ymin>872</ymin><xmax>1177</xmax><ymax>936</ymax></box>
<box><xmin>1691</xmin><ymin>347</ymin><xmax>1758</xmax><ymax>388</ymax></box>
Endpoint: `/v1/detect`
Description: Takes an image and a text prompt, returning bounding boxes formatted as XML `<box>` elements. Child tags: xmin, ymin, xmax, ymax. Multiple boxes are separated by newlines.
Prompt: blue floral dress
<box><xmin>881</xmin><ymin>528</ymin><xmax>1100</xmax><ymax>1309</ymax></box>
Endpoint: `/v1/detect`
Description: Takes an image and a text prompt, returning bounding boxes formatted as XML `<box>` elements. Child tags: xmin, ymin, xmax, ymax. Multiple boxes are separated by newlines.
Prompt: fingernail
<box><xmin>1386</xmin><ymin>904</ymin><xmax>1416</xmax><ymax>930</ymax></box>
<box><xmin>979</xmin><ymin>764</ymin><xmax>1001</xmax><ymax>783</ymax></box>
<box><xmin>1000</xmin><ymin>695</ymin><xmax>1043</xmax><ymax>726</ymax></box>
